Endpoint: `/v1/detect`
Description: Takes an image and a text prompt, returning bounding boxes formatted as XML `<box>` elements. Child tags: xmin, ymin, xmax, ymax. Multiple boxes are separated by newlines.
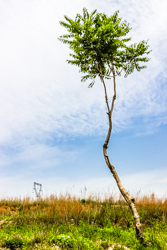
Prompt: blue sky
<box><xmin>0</xmin><ymin>0</ymin><xmax>167</xmax><ymax>199</ymax></box>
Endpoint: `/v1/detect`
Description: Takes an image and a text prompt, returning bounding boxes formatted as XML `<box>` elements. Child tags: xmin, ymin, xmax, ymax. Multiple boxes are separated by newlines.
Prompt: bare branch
<box><xmin>95</xmin><ymin>62</ymin><xmax>110</xmax><ymax>113</ymax></box>
<box><xmin>111</xmin><ymin>66</ymin><xmax>116</xmax><ymax>113</ymax></box>
<box><xmin>115</xmin><ymin>58</ymin><xmax>136</xmax><ymax>76</ymax></box>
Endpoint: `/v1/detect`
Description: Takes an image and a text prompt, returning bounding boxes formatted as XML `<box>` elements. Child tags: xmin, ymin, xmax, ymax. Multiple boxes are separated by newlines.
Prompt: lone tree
<box><xmin>58</xmin><ymin>8</ymin><xmax>151</xmax><ymax>245</ymax></box>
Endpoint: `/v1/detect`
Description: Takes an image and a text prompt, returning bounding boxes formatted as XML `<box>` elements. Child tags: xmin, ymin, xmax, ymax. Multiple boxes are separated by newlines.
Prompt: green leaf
<box><xmin>58</xmin><ymin>8</ymin><xmax>151</xmax><ymax>84</ymax></box>
<box><xmin>88</xmin><ymin>80</ymin><xmax>95</xmax><ymax>88</ymax></box>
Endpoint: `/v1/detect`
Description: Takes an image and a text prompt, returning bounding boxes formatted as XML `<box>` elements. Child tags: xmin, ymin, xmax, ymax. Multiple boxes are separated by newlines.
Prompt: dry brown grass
<box><xmin>0</xmin><ymin>192</ymin><xmax>166</xmax><ymax>228</ymax></box>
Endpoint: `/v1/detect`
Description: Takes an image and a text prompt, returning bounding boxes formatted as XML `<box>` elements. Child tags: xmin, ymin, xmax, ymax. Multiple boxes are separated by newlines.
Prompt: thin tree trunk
<box><xmin>103</xmin><ymin>124</ymin><xmax>145</xmax><ymax>244</ymax></box>
<box><xmin>100</xmin><ymin>66</ymin><xmax>151</xmax><ymax>245</ymax></box>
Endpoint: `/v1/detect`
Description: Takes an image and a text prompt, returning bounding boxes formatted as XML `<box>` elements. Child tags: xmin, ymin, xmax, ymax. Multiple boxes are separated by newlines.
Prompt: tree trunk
<box><xmin>103</xmin><ymin>127</ymin><xmax>145</xmax><ymax>243</ymax></box>
<box><xmin>100</xmin><ymin>66</ymin><xmax>151</xmax><ymax>245</ymax></box>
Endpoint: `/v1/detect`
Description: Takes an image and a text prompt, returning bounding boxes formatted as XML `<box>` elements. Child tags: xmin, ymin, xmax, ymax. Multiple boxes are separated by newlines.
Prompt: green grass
<box><xmin>0</xmin><ymin>193</ymin><xmax>166</xmax><ymax>249</ymax></box>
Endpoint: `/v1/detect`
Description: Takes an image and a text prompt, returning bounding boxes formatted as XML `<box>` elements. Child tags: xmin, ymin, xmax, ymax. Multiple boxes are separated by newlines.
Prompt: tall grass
<box><xmin>0</xmin><ymin>192</ymin><xmax>166</xmax><ymax>227</ymax></box>
<box><xmin>0</xmin><ymin>193</ymin><xmax>167</xmax><ymax>227</ymax></box>
<box><xmin>0</xmin><ymin>192</ymin><xmax>167</xmax><ymax>249</ymax></box>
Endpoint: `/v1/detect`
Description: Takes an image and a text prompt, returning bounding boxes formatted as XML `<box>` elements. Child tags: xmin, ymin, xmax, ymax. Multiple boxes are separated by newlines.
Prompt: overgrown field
<box><xmin>0</xmin><ymin>193</ymin><xmax>167</xmax><ymax>249</ymax></box>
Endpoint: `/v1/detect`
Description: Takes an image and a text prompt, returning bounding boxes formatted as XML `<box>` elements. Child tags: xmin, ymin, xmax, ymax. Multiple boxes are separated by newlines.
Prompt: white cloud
<box><xmin>0</xmin><ymin>166</ymin><xmax>166</xmax><ymax>200</ymax></box>
<box><xmin>0</xmin><ymin>0</ymin><xmax>166</xmax><ymax>201</ymax></box>
<box><xmin>0</xmin><ymin>0</ymin><xmax>167</xmax><ymax>146</ymax></box>
<box><xmin>0</xmin><ymin>143</ymin><xmax>79</xmax><ymax>172</ymax></box>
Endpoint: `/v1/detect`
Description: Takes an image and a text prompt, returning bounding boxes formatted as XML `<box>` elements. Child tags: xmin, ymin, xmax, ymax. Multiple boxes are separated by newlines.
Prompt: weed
<box><xmin>0</xmin><ymin>193</ymin><xmax>166</xmax><ymax>249</ymax></box>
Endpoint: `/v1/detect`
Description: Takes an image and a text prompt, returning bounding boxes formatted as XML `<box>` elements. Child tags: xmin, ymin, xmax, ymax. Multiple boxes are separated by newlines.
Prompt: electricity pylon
<box><xmin>33</xmin><ymin>182</ymin><xmax>43</xmax><ymax>198</ymax></box>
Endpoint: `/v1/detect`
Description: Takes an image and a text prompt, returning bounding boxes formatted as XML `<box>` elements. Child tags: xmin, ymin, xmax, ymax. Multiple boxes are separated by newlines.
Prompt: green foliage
<box><xmin>58</xmin><ymin>8</ymin><xmax>151</xmax><ymax>86</ymax></box>
<box><xmin>49</xmin><ymin>234</ymin><xmax>75</xmax><ymax>248</ymax></box>
<box><xmin>78</xmin><ymin>221</ymin><xmax>102</xmax><ymax>239</ymax></box>
<box><xmin>2</xmin><ymin>237</ymin><xmax>24</xmax><ymax>249</ymax></box>
<box><xmin>49</xmin><ymin>233</ymin><xmax>99</xmax><ymax>249</ymax></box>
<box><xmin>0</xmin><ymin>195</ymin><xmax>167</xmax><ymax>249</ymax></box>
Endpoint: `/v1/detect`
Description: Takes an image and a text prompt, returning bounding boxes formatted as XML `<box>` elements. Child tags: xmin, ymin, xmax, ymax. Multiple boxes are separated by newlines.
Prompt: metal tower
<box><xmin>33</xmin><ymin>182</ymin><xmax>43</xmax><ymax>198</ymax></box>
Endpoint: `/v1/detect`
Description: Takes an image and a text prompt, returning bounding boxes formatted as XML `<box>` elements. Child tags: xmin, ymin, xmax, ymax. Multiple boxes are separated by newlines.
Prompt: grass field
<box><xmin>0</xmin><ymin>192</ymin><xmax>167</xmax><ymax>249</ymax></box>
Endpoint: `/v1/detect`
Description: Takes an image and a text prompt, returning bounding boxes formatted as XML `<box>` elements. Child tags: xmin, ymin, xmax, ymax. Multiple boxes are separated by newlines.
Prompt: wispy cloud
<box><xmin>0</xmin><ymin>166</ymin><xmax>166</xmax><ymax>199</ymax></box>
<box><xmin>0</xmin><ymin>0</ymin><xmax>167</xmax><ymax>176</ymax></box>
<box><xmin>0</xmin><ymin>143</ymin><xmax>79</xmax><ymax>173</ymax></box>
<box><xmin>0</xmin><ymin>0</ymin><xmax>167</xmax><ymax>147</ymax></box>
<box><xmin>0</xmin><ymin>0</ymin><xmax>167</xmax><ymax>200</ymax></box>
<box><xmin>0</xmin><ymin>0</ymin><xmax>167</xmax><ymax>143</ymax></box>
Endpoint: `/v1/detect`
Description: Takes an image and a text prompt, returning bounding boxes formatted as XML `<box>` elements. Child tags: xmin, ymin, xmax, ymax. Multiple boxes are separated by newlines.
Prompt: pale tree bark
<box><xmin>98</xmin><ymin>63</ymin><xmax>151</xmax><ymax>246</ymax></box>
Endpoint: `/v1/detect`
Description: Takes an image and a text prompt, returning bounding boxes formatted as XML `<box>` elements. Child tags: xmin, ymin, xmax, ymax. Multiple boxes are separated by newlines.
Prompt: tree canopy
<box><xmin>58</xmin><ymin>8</ymin><xmax>151</xmax><ymax>87</ymax></box>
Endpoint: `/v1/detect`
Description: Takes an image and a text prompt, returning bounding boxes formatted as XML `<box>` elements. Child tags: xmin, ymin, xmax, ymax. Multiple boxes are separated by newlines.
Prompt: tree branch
<box><xmin>94</xmin><ymin>61</ymin><xmax>110</xmax><ymax>113</ymax></box>
<box><xmin>111</xmin><ymin>66</ymin><xmax>116</xmax><ymax>113</ymax></box>
<box><xmin>115</xmin><ymin>58</ymin><xmax>136</xmax><ymax>76</ymax></box>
